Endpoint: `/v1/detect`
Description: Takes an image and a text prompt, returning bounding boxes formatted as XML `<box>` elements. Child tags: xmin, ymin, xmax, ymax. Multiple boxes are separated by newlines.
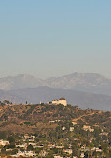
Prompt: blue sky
<box><xmin>0</xmin><ymin>0</ymin><xmax>111</xmax><ymax>78</ymax></box>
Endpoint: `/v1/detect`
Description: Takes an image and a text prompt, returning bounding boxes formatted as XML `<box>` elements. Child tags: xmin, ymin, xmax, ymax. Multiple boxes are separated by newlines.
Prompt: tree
<box><xmin>8</xmin><ymin>136</ymin><xmax>15</xmax><ymax>144</ymax></box>
<box><xmin>3</xmin><ymin>100</ymin><xmax>12</xmax><ymax>105</ymax></box>
<box><xmin>27</xmin><ymin>144</ymin><xmax>33</xmax><ymax>151</ymax></box>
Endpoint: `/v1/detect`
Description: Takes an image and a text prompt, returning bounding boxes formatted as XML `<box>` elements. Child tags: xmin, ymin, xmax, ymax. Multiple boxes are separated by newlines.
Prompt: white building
<box><xmin>62</xmin><ymin>127</ymin><xmax>66</xmax><ymax>130</ymax></box>
<box><xmin>72</xmin><ymin>121</ymin><xmax>77</xmax><ymax>126</ymax></box>
<box><xmin>54</xmin><ymin>155</ymin><xmax>63</xmax><ymax>158</ymax></box>
<box><xmin>70</xmin><ymin>127</ymin><xmax>74</xmax><ymax>132</ymax></box>
<box><xmin>80</xmin><ymin>152</ymin><xmax>85</xmax><ymax>158</ymax></box>
<box><xmin>39</xmin><ymin>150</ymin><xmax>48</xmax><ymax>157</ymax></box>
<box><xmin>63</xmin><ymin>149</ymin><xmax>73</xmax><ymax>155</ymax></box>
<box><xmin>0</xmin><ymin>139</ymin><xmax>9</xmax><ymax>146</ymax></box>
<box><xmin>11</xmin><ymin>150</ymin><xmax>36</xmax><ymax>157</ymax></box>
<box><xmin>16</xmin><ymin>143</ymin><xmax>27</xmax><ymax>148</ymax></box>
<box><xmin>51</xmin><ymin>98</ymin><xmax>67</xmax><ymax>106</ymax></box>
<box><xmin>83</xmin><ymin>125</ymin><xmax>94</xmax><ymax>132</ymax></box>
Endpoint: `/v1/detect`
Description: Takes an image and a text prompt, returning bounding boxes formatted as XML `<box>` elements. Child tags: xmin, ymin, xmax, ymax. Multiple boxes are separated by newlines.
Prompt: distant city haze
<box><xmin>0</xmin><ymin>1</ymin><xmax>111</xmax><ymax>78</ymax></box>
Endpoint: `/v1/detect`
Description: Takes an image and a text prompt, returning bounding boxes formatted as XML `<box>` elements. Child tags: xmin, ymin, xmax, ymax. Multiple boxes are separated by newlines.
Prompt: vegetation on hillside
<box><xmin>0</xmin><ymin>102</ymin><xmax>111</xmax><ymax>157</ymax></box>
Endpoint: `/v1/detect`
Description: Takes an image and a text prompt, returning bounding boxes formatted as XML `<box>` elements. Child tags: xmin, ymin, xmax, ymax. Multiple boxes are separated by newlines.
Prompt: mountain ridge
<box><xmin>0</xmin><ymin>72</ymin><xmax>111</xmax><ymax>93</ymax></box>
<box><xmin>0</xmin><ymin>86</ymin><xmax>111</xmax><ymax>110</ymax></box>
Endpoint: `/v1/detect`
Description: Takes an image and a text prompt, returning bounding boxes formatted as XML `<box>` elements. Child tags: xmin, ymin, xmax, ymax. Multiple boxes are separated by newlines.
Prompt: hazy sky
<box><xmin>0</xmin><ymin>0</ymin><xmax>111</xmax><ymax>78</ymax></box>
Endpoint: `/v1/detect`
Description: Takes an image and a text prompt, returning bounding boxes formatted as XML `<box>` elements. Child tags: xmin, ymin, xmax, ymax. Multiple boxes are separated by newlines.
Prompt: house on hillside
<box><xmin>63</xmin><ymin>149</ymin><xmax>73</xmax><ymax>155</ymax></box>
<box><xmin>83</xmin><ymin>125</ymin><xmax>94</xmax><ymax>132</ymax></box>
<box><xmin>70</xmin><ymin>127</ymin><xmax>74</xmax><ymax>132</ymax></box>
<box><xmin>39</xmin><ymin>150</ymin><xmax>48</xmax><ymax>157</ymax></box>
<box><xmin>0</xmin><ymin>139</ymin><xmax>9</xmax><ymax>146</ymax></box>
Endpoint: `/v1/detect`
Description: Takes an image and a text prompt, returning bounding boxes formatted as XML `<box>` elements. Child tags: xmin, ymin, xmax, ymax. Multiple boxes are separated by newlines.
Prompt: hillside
<box><xmin>0</xmin><ymin>103</ymin><xmax>111</xmax><ymax>157</ymax></box>
<box><xmin>0</xmin><ymin>103</ymin><xmax>111</xmax><ymax>134</ymax></box>
<box><xmin>0</xmin><ymin>104</ymin><xmax>111</xmax><ymax>158</ymax></box>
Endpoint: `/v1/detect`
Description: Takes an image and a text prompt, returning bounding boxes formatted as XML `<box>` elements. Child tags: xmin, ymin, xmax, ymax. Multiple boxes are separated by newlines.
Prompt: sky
<box><xmin>0</xmin><ymin>0</ymin><xmax>111</xmax><ymax>78</ymax></box>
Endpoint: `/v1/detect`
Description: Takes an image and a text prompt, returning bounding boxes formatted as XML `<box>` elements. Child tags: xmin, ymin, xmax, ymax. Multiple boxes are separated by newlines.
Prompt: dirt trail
<box><xmin>72</xmin><ymin>112</ymin><xmax>96</xmax><ymax>122</ymax></box>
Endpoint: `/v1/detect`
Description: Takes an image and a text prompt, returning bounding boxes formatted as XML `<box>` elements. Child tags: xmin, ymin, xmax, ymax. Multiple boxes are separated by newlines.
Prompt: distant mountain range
<box><xmin>0</xmin><ymin>73</ymin><xmax>111</xmax><ymax>110</ymax></box>
<box><xmin>0</xmin><ymin>73</ymin><xmax>111</xmax><ymax>95</ymax></box>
